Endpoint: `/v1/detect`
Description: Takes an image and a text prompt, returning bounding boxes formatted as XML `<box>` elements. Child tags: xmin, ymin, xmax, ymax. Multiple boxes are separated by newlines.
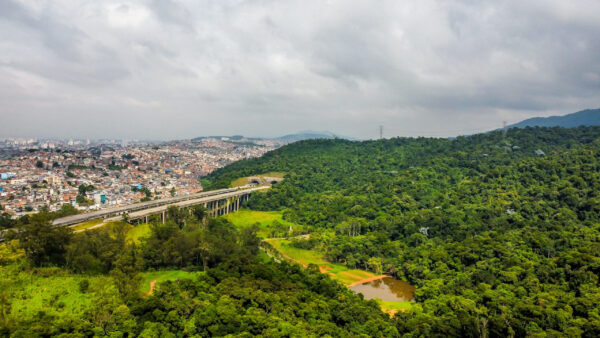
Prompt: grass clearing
<box><xmin>0</xmin><ymin>263</ymin><xmax>120</xmax><ymax>323</ymax></box>
<box><xmin>139</xmin><ymin>270</ymin><xmax>203</xmax><ymax>293</ymax></box>
<box><xmin>267</xmin><ymin>239</ymin><xmax>414</xmax><ymax>314</ymax></box>
<box><xmin>127</xmin><ymin>223</ymin><xmax>152</xmax><ymax>243</ymax></box>
<box><xmin>223</xmin><ymin>209</ymin><xmax>301</xmax><ymax>238</ymax></box>
<box><xmin>267</xmin><ymin>239</ymin><xmax>378</xmax><ymax>285</ymax></box>
<box><xmin>378</xmin><ymin>300</ymin><xmax>414</xmax><ymax>315</ymax></box>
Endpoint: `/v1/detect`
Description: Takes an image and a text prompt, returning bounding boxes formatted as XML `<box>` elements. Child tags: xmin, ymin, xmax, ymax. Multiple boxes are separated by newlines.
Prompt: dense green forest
<box><xmin>204</xmin><ymin>126</ymin><xmax>600</xmax><ymax>336</ymax></box>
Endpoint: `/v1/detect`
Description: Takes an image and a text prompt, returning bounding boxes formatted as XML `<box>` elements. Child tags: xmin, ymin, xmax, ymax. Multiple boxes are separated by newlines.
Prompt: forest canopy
<box><xmin>204</xmin><ymin>126</ymin><xmax>600</xmax><ymax>336</ymax></box>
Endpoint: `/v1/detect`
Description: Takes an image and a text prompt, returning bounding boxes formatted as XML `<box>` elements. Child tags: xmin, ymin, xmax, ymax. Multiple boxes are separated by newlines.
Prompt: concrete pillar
<box><xmin>162</xmin><ymin>211</ymin><xmax>165</xmax><ymax>224</ymax></box>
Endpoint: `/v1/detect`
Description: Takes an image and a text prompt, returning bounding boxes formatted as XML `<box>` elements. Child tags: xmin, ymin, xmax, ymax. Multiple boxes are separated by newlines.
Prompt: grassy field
<box><xmin>0</xmin><ymin>263</ymin><xmax>120</xmax><ymax>323</ymax></box>
<box><xmin>267</xmin><ymin>239</ymin><xmax>377</xmax><ymax>285</ymax></box>
<box><xmin>126</xmin><ymin>223</ymin><xmax>152</xmax><ymax>243</ymax></box>
<box><xmin>223</xmin><ymin>209</ymin><xmax>301</xmax><ymax>238</ymax></box>
<box><xmin>267</xmin><ymin>239</ymin><xmax>414</xmax><ymax>314</ymax></box>
<box><xmin>139</xmin><ymin>270</ymin><xmax>203</xmax><ymax>293</ymax></box>
<box><xmin>378</xmin><ymin>300</ymin><xmax>414</xmax><ymax>315</ymax></box>
<box><xmin>230</xmin><ymin>172</ymin><xmax>285</xmax><ymax>187</ymax></box>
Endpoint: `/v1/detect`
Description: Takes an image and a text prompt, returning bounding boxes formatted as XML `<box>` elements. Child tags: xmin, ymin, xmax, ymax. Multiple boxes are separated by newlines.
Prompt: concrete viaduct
<box><xmin>52</xmin><ymin>185</ymin><xmax>269</xmax><ymax>227</ymax></box>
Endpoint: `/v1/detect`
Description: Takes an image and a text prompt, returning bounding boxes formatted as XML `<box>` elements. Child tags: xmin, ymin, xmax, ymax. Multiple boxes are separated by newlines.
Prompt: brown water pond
<box><xmin>350</xmin><ymin>277</ymin><xmax>415</xmax><ymax>302</ymax></box>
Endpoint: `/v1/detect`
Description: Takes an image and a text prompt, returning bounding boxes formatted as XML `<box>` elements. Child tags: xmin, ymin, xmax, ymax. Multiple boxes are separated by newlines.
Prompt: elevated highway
<box><xmin>52</xmin><ymin>185</ymin><xmax>269</xmax><ymax>227</ymax></box>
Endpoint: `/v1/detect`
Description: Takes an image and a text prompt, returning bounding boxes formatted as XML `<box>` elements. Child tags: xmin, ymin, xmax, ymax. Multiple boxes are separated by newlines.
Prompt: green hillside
<box><xmin>204</xmin><ymin>126</ymin><xmax>600</xmax><ymax>336</ymax></box>
<box><xmin>508</xmin><ymin>108</ymin><xmax>600</xmax><ymax>129</ymax></box>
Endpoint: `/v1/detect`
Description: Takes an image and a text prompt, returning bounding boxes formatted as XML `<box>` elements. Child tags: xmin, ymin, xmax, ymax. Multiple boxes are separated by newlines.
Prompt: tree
<box><xmin>166</xmin><ymin>206</ymin><xmax>184</xmax><ymax>228</ymax></box>
<box><xmin>35</xmin><ymin>160</ymin><xmax>43</xmax><ymax>168</ymax></box>
<box><xmin>56</xmin><ymin>204</ymin><xmax>78</xmax><ymax>218</ymax></box>
<box><xmin>16</xmin><ymin>213</ymin><xmax>72</xmax><ymax>266</ymax></box>
<box><xmin>110</xmin><ymin>247</ymin><xmax>142</xmax><ymax>299</ymax></box>
<box><xmin>78</xmin><ymin>184</ymin><xmax>94</xmax><ymax>195</ymax></box>
<box><xmin>191</xmin><ymin>205</ymin><xmax>207</xmax><ymax>222</ymax></box>
<box><xmin>367</xmin><ymin>257</ymin><xmax>383</xmax><ymax>275</ymax></box>
<box><xmin>240</xmin><ymin>224</ymin><xmax>260</xmax><ymax>255</ymax></box>
<box><xmin>76</xmin><ymin>194</ymin><xmax>92</xmax><ymax>206</ymax></box>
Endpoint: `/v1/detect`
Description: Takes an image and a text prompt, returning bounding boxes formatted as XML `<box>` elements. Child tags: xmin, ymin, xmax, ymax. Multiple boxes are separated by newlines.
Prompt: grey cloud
<box><xmin>0</xmin><ymin>0</ymin><xmax>599</xmax><ymax>140</ymax></box>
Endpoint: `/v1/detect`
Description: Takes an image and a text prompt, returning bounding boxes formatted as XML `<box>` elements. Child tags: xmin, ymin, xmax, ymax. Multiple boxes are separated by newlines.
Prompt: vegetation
<box><xmin>223</xmin><ymin>209</ymin><xmax>304</xmax><ymax>238</ymax></box>
<box><xmin>0</xmin><ymin>206</ymin><xmax>398</xmax><ymax>336</ymax></box>
<box><xmin>108</xmin><ymin>164</ymin><xmax>127</xmax><ymax>171</ymax></box>
<box><xmin>71</xmin><ymin>218</ymin><xmax>104</xmax><ymax>231</ymax></box>
<box><xmin>76</xmin><ymin>194</ymin><xmax>94</xmax><ymax>206</ymax></box>
<box><xmin>78</xmin><ymin>183</ymin><xmax>95</xmax><ymax>195</ymax></box>
<box><xmin>126</xmin><ymin>223</ymin><xmax>151</xmax><ymax>243</ymax></box>
<box><xmin>139</xmin><ymin>270</ymin><xmax>201</xmax><ymax>293</ymax></box>
<box><xmin>204</xmin><ymin>126</ymin><xmax>600</xmax><ymax>336</ymax></box>
<box><xmin>2</xmin><ymin>126</ymin><xmax>600</xmax><ymax>336</ymax></box>
<box><xmin>267</xmin><ymin>238</ymin><xmax>378</xmax><ymax>286</ymax></box>
<box><xmin>230</xmin><ymin>171</ymin><xmax>285</xmax><ymax>187</ymax></box>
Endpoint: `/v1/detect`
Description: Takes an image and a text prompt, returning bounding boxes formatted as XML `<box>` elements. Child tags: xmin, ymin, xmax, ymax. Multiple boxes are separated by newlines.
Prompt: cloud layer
<box><xmin>1</xmin><ymin>0</ymin><xmax>599</xmax><ymax>139</ymax></box>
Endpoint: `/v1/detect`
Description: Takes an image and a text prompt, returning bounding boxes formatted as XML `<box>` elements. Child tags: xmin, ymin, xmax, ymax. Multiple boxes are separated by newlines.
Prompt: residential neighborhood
<box><xmin>0</xmin><ymin>136</ymin><xmax>279</xmax><ymax>217</ymax></box>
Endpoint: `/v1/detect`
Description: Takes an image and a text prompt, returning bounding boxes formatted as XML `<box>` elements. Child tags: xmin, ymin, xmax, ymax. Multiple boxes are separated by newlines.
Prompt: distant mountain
<box><xmin>274</xmin><ymin>131</ymin><xmax>355</xmax><ymax>142</ymax></box>
<box><xmin>508</xmin><ymin>108</ymin><xmax>600</xmax><ymax>129</ymax></box>
<box><xmin>191</xmin><ymin>135</ymin><xmax>260</xmax><ymax>142</ymax></box>
<box><xmin>191</xmin><ymin>131</ymin><xmax>356</xmax><ymax>143</ymax></box>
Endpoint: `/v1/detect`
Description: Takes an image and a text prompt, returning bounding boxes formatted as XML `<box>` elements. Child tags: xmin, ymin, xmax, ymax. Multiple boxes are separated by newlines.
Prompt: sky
<box><xmin>1</xmin><ymin>0</ymin><xmax>599</xmax><ymax>140</ymax></box>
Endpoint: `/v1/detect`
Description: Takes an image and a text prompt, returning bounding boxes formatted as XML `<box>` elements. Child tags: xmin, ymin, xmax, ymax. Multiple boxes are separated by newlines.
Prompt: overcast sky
<box><xmin>1</xmin><ymin>0</ymin><xmax>599</xmax><ymax>140</ymax></box>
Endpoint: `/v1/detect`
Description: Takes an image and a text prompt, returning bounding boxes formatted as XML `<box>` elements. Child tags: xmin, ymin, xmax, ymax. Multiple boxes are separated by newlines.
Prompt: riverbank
<box><xmin>348</xmin><ymin>274</ymin><xmax>390</xmax><ymax>287</ymax></box>
<box><xmin>263</xmin><ymin>238</ymin><xmax>415</xmax><ymax>315</ymax></box>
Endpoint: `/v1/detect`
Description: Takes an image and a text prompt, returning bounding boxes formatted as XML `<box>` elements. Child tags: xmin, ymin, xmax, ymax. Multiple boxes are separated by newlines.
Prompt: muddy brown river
<box><xmin>350</xmin><ymin>277</ymin><xmax>415</xmax><ymax>302</ymax></box>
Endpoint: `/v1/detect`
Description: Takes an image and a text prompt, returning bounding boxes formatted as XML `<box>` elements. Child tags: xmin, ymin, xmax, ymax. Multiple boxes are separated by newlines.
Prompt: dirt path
<box><xmin>145</xmin><ymin>279</ymin><xmax>157</xmax><ymax>296</ymax></box>
<box><xmin>73</xmin><ymin>217</ymin><xmax>121</xmax><ymax>233</ymax></box>
<box><xmin>263</xmin><ymin>237</ymin><xmax>311</xmax><ymax>268</ymax></box>
<box><xmin>347</xmin><ymin>275</ymin><xmax>390</xmax><ymax>287</ymax></box>
<box><xmin>275</xmin><ymin>248</ymin><xmax>307</xmax><ymax>268</ymax></box>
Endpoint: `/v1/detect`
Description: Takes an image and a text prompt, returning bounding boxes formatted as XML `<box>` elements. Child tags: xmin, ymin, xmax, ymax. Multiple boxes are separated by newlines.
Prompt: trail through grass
<box><xmin>139</xmin><ymin>270</ymin><xmax>203</xmax><ymax>294</ymax></box>
<box><xmin>267</xmin><ymin>239</ymin><xmax>377</xmax><ymax>285</ymax></box>
<box><xmin>267</xmin><ymin>238</ymin><xmax>413</xmax><ymax>314</ymax></box>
